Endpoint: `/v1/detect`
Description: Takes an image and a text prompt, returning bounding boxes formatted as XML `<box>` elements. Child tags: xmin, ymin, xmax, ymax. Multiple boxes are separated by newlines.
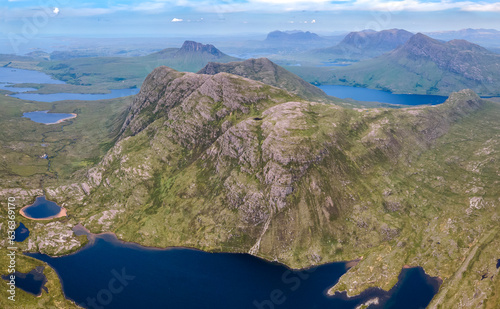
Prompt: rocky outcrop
<box><xmin>121</xmin><ymin>66</ymin><xmax>287</xmax><ymax>146</ymax></box>
<box><xmin>198</xmin><ymin>58</ymin><xmax>327</xmax><ymax>100</ymax></box>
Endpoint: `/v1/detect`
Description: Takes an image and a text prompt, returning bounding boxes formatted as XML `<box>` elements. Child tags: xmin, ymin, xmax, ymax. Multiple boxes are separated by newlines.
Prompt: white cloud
<box><xmin>462</xmin><ymin>2</ymin><xmax>500</xmax><ymax>12</ymax></box>
<box><xmin>133</xmin><ymin>2</ymin><xmax>167</xmax><ymax>12</ymax></box>
<box><xmin>175</xmin><ymin>0</ymin><xmax>500</xmax><ymax>13</ymax></box>
<box><xmin>5</xmin><ymin>0</ymin><xmax>500</xmax><ymax>19</ymax></box>
<box><xmin>171</xmin><ymin>17</ymin><xmax>183</xmax><ymax>22</ymax></box>
<box><xmin>53</xmin><ymin>7</ymin><xmax>59</xmax><ymax>15</ymax></box>
<box><xmin>65</xmin><ymin>8</ymin><xmax>118</xmax><ymax>16</ymax></box>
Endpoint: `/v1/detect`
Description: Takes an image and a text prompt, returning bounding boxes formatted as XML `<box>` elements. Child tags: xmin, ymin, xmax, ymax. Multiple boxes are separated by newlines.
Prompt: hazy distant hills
<box><xmin>337</xmin><ymin>29</ymin><xmax>413</xmax><ymax>53</ymax></box>
<box><xmin>321</xmin><ymin>33</ymin><xmax>500</xmax><ymax>96</ymax></box>
<box><xmin>32</xmin><ymin>40</ymin><xmax>239</xmax><ymax>89</ymax></box>
<box><xmin>198</xmin><ymin>58</ymin><xmax>328</xmax><ymax>100</ymax></box>
<box><xmin>426</xmin><ymin>28</ymin><xmax>500</xmax><ymax>49</ymax></box>
<box><xmin>217</xmin><ymin>30</ymin><xmax>345</xmax><ymax>58</ymax></box>
<box><xmin>264</xmin><ymin>30</ymin><xmax>329</xmax><ymax>46</ymax></box>
<box><xmin>303</xmin><ymin>29</ymin><xmax>414</xmax><ymax>63</ymax></box>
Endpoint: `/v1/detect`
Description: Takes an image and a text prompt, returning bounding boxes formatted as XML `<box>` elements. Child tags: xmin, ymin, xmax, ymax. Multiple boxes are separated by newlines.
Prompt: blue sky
<box><xmin>1</xmin><ymin>0</ymin><xmax>500</xmax><ymax>37</ymax></box>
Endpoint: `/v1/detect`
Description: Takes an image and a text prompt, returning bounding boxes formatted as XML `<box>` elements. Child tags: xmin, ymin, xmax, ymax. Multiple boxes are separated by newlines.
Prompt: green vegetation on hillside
<box><xmin>0</xmin><ymin>63</ymin><xmax>498</xmax><ymax>308</ymax></box>
<box><xmin>79</xmin><ymin>67</ymin><xmax>499</xmax><ymax>306</ymax></box>
<box><xmin>298</xmin><ymin>33</ymin><xmax>500</xmax><ymax>96</ymax></box>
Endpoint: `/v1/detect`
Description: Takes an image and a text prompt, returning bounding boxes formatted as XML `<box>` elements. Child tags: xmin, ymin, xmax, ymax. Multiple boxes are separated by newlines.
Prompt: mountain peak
<box><xmin>198</xmin><ymin>58</ymin><xmax>327</xmax><ymax>100</ymax></box>
<box><xmin>200</xmin><ymin>58</ymin><xmax>276</xmax><ymax>75</ymax></box>
<box><xmin>265</xmin><ymin>30</ymin><xmax>323</xmax><ymax>42</ymax></box>
<box><xmin>395</xmin><ymin>33</ymin><xmax>444</xmax><ymax>57</ymax></box>
<box><xmin>178</xmin><ymin>41</ymin><xmax>223</xmax><ymax>57</ymax></box>
<box><xmin>446</xmin><ymin>39</ymin><xmax>490</xmax><ymax>53</ymax></box>
<box><xmin>339</xmin><ymin>29</ymin><xmax>413</xmax><ymax>50</ymax></box>
<box><xmin>405</xmin><ymin>32</ymin><xmax>440</xmax><ymax>46</ymax></box>
<box><xmin>399</xmin><ymin>33</ymin><xmax>492</xmax><ymax>57</ymax></box>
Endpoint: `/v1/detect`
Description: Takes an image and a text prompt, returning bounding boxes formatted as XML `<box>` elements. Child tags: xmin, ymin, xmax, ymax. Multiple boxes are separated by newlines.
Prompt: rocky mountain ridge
<box><xmin>198</xmin><ymin>58</ymin><xmax>328</xmax><ymax>100</ymax></box>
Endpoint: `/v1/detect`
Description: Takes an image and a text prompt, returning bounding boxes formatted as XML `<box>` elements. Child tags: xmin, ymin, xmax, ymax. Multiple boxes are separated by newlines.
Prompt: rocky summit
<box><xmin>198</xmin><ymin>58</ymin><xmax>328</xmax><ymax>100</ymax></box>
<box><xmin>176</xmin><ymin>41</ymin><xmax>225</xmax><ymax>57</ymax></box>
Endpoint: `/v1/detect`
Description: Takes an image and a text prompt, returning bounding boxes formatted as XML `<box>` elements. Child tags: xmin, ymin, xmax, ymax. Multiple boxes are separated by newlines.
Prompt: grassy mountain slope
<box><xmin>322</xmin><ymin>33</ymin><xmax>500</xmax><ymax>96</ymax></box>
<box><xmin>68</xmin><ymin>66</ymin><xmax>500</xmax><ymax>307</ymax></box>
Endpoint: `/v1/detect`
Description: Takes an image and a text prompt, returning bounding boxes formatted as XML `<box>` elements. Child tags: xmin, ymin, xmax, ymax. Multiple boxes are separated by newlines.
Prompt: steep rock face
<box><xmin>198</xmin><ymin>58</ymin><xmax>327</xmax><ymax>100</ymax></box>
<box><xmin>121</xmin><ymin>66</ymin><xmax>278</xmax><ymax>139</ymax></box>
<box><xmin>205</xmin><ymin>101</ymin><xmax>330</xmax><ymax>217</ymax></box>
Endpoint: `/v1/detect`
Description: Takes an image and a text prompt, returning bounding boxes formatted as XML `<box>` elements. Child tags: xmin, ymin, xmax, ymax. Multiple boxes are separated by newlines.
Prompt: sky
<box><xmin>1</xmin><ymin>0</ymin><xmax>499</xmax><ymax>47</ymax></box>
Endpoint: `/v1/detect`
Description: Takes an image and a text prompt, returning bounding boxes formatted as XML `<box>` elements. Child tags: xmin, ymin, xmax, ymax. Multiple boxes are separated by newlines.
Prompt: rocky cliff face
<box><xmin>120</xmin><ymin>65</ymin><xmax>287</xmax><ymax>139</ymax></box>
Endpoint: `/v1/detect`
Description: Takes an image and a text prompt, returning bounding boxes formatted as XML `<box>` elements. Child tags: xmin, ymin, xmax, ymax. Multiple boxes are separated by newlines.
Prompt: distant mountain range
<box><xmin>319</xmin><ymin>33</ymin><xmax>500</xmax><ymax>96</ymax></box>
<box><xmin>216</xmin><ymin>30</ymin><xmax>345</xmax><ymax>58</ymax></box>
<box><xmin>302</xmin><ymin>29</ymin><xmax>414</xmax><ymax>63</ymax></box>
<box><xmin>264</xmin><ymin>30</ymin><xmax>329</xmax><ymax>46</ymax></box>
<box><xmin>426</xmin><ymin>28</ymin><xmax>500</xmax><ymax>49</ymax></box>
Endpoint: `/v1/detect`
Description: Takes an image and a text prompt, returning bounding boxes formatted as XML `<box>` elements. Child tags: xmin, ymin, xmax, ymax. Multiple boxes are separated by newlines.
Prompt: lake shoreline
<box><xmin>19</xmin><ymin>204</ymin><xmax>67</xmax><ymax>221</ymax></box>
<box><xmin>72</xmin><ymin>223</ymin><xmax>359</xmax><ymax>271</ymax></box>
<box><xmin>45</xmin><ymin>113</ymin><xmax>77</xmax><ymax>125</ymax></box>
<box><xmin>25</xmin><ymin>229</ymin><xmax>440</xmax><ymax>309</ymax></box>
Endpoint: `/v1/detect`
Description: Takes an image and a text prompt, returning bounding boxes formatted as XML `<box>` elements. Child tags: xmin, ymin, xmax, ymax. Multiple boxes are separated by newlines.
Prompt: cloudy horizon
<box><xmin>1</xmin><ymin>0</ymin><xmax>500</xmax><ymax>54</ymax></box>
